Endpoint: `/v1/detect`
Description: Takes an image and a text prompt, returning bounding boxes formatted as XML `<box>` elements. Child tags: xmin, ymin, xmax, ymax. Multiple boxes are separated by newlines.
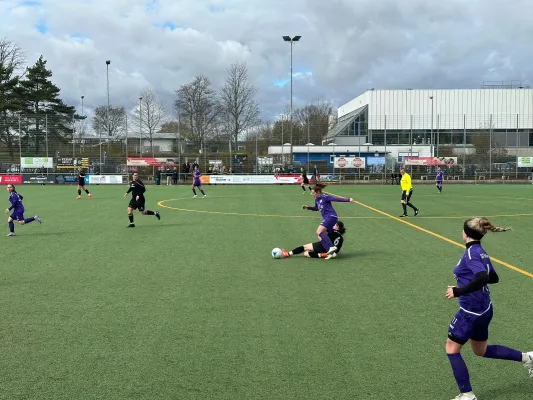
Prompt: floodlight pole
<box><xmin>106</xmin><ymin>60</ymin><xmax>111</xmax><ymax>137</ymax></box>
<box><xmin>139</xmin><ymin>97</ymin><xmax>143</xmax><ymax>156</ymax></box>
<box><xmin>283</xmin><ymin>35</ymin><xmax>301</xmax><ymax>168</ymax></box>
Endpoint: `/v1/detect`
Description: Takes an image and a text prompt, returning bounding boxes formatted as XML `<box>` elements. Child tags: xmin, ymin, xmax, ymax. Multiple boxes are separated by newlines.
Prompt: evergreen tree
<box><xmin>0</xmin><ymin>63</ymin><xmax>21</xmax><ymax>158</ymax></box>
<box><xmin>17</xmin><ymin>55</ymin><xmax>77</xmax><ymax>155</ymax></box>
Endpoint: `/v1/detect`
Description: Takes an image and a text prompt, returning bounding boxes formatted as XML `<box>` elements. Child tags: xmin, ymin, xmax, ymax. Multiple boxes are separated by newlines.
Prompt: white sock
<box><xmin>523</xmin><ymin>353</ymin><xmax>531</xmax><ymax>362</ymax></box>
<box><xmin>289</xmin><ymin>251</ymin><xmax>293</xmax><ymax>256</ymax></box>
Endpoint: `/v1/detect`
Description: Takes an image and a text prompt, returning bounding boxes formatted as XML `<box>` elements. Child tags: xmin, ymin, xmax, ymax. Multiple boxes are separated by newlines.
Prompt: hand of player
<box><xmin>445</xmin><ymin>285</ymin><xmax>456</xmax><ymax>299</ymax></box>
<box><xmin>136</xmin><ymin>195</ymin><xmax>140</xmax><ymax>201</ymax></box>
<box><xmin>302</xmin><ymin>205</ymin><xmax>308</xmax><ymax>210</ymax></box>
<box><xmin>124</xmin><ymin>193</ymin><xmax>127</xmax><ymax>197</ymax></box>
<box><xmin>4</xmin><ymin>209</ymin><xmax>8</xmax><ymax>214</ymax></box>
<box><xmin>349</xmin><ymin>198</ymin><xmax>355</xmax><ymax>203</ymax></box>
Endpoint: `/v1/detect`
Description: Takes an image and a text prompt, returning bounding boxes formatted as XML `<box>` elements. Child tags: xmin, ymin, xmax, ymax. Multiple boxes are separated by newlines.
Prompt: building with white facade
<box><xmin>325</xmin><ymin>88</ymin><xmax>533</xmax><ymax>153</ymax></box>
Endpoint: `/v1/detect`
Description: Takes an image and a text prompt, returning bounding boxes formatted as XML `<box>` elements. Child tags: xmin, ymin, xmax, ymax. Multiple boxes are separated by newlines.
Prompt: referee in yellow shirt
<box><xmin>399</xmin><ymin>167</ymin><xmax>419</xmax><ymax>217</ymax></box>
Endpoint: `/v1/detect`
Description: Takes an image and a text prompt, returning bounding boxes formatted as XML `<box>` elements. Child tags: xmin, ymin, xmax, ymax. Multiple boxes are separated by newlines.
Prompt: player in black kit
<box><xmin>280</xmin><ymin>220</ymin><xmax>346</xmax><ymax>260</ymax></box>
<box><xmin>76</xmin><ymin>167</ymin><xmax>92</xmax><ymax>199</ymax></box>
<box><xmin>124</xmin><ymin>171</ymin><xmax>160</xmax><ymax>227</ymax></box>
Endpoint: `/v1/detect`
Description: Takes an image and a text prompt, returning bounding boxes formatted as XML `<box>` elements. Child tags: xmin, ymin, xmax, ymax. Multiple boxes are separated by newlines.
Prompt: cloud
<box><xmin>1</xmin><ymin>0</ymin><xmax>531</xmax><ymax>123</ymax></box>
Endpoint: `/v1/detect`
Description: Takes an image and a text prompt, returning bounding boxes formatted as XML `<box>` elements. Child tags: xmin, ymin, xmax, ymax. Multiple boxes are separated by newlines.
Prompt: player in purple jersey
<box><xmin>436</xmin><ymin>167</ymin><xmax>444</xmax><ymax>193</ymax></box>
<box><xmin>302</xmin><ymin>183</ymin><xmax>353</xmax><ymax>256</ymax></box>
<box><xmin>4</xmin><ymin>184</ymin><xmax>41</xmax><ymax>236</ymax></box>
<box><xmin>445</xmin><ymin>217</ymin><xmax>533</xmax><ymax>400</ymax></box>
<box><xmin>191</xmin><ymin>166</ymin><xmax>206</xmax><ymax>198</ymax></box>
<box><xmin>280</xmin><ymin>221</ymin><xmax>346</xmax><ymax>260</ymax></box>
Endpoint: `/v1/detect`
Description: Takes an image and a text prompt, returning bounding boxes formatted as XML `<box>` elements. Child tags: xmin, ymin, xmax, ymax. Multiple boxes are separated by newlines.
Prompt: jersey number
<box><xmin>333</xmin><ymin>237</ymin><xmax>341</xmax><ymax>246</ymax></box>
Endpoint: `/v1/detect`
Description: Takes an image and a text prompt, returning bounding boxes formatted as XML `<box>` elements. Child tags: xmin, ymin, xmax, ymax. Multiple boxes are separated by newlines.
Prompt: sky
<box><xmin>2</xmin><ymin>0</ymin><xmax>532</xmax><ymax>123</ymax></box>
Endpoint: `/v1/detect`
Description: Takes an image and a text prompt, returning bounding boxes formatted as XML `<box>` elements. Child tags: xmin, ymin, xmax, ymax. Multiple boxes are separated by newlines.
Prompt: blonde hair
<box><xmin>465</xmin><ymin>217</ymin><xmax>511</xmax><ymax>236</ymax></box>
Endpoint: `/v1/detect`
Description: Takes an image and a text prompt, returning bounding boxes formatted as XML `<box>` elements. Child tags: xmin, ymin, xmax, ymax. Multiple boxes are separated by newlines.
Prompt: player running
<box><xmin>5</xmin><ymin>184</ymin><xmax>41</xmax><ymax>236</ymax></box>
<box><xmin>76</xmin><ymin>167</ymin><xmax>92</xmax><ymax>199</ymax></box>
<box><xmin>124</xmin><ymin>171</ymin><xmax>160</xmax><ymax>227</ymax></box>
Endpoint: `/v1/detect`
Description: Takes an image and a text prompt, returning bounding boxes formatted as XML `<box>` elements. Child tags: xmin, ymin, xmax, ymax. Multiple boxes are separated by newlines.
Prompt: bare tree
<box><xmin>92</xmin><ymin>105</ymin><xmax>126</xmax><ymax>137</ymax></box>
<box><xmin>219</xmin><ymin>62</ymin><xmax>260</xmax><ymax>149</ymax></box>
<box><xmin>0</xmin><ymin>38</ymin><xmax>25</xmax><ymax>74</ymax></box>
<box><xmin>132</xmin><ymin>87</ymin><xmax>166</xmax><ymax>156</ymax></box>
<box><xmin>174</xmin><ymin>75</ymin><xmax>219</xmax><ymax>148</ymax></box>
<box><xmin>293</xmin><ymin>99</ymin><xmax>335</xmax><ymax>145</ymax></box>
<box><xmin>0</xmin><ymin>39</ymin><xmax>25</xmax><ymax>159</ymax></box>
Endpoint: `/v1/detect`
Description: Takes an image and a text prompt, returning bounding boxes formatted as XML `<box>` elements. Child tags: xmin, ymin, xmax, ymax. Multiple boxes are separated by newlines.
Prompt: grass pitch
<box><xmin>1</xmin><ymin>183</ymin><xmax>532</xmax><ymax>399</ymax></box>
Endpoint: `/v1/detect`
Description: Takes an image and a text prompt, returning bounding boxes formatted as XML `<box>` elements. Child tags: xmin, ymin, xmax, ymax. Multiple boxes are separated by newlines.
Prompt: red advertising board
<box><xmin>127</xmin><ymin>157</ymin><xmax>179</xmax><ymax>167</ymax></box>
<box><xmin>0</xmin><ymin>175</ymin><xmax>23</xmax><ymax>184</ymax></box>
<box><xmin>404</xmin><ymin>157</ymin><xmax>458</xmax><ymax>166</ymax></box>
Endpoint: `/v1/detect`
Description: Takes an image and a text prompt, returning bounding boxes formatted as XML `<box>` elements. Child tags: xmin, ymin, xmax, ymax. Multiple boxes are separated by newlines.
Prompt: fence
<box><xmin>1</xmin><ymin>114</ymin><xmax>532</xmax><ymax>183</ymax></box>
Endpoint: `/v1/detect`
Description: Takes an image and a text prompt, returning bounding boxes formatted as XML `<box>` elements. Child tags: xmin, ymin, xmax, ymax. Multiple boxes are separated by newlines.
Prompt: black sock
<box><xmin>128</xmin><ymin>214</ymin><xmax>134</xmax><ymax>223</ymax></box>
<box><xmin>85</xmin><ymin>189</ymin><xmax>90</xmax><ymax>194</ymax></box>
<box><xmin>301</xmin><ymin>186</ymin><xmax>306</xmax><ymax>191</ymax></box>
<box><xmin>78</xmin><ymin>189</ymin><xmax>81</xmax><ymax>195</ymax></box>
<box><xmin>402</xmin><ymin>204</ymin><xmax>407</xmax><ymax>214</ymax></box>
<box><xmin>291</xmin><ymin>246</ymin><xmax>305</xmax><ymax>255</ymax></box>
<box><xmin>192</xmin><ymin>189</ymin><xmax>197</xmax><ymax>195</ymax></box>
<box><xmin>200</xmin><ymin>190</ymin><xmax>205</xmax><ymax>195</ymax></box>
<box><xmin>407</xmin><ymin>202</ymin><xmax>416</xmax><ymax>210</ymax></box>
<box><xmin>146</xmin><ymin>210</ymin><xmax>155</xmax><ymax>215</ymax></box>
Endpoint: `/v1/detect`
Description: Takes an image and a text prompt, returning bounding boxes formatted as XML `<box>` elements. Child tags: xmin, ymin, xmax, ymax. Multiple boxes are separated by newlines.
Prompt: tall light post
<box><xmin>139</xmin><ymin>97</ymin><xmax>143</xmax><ymax>156</ymax></box>
<box><xmin>429</xmin><ymin>95</ymin><xmax>434</xmax><ymax>157</ymax></box>
<box><xmin>105</xmin><ymin>60</ymin><xmax>111</xmax><ymax>137</ymax></box>
<box><xmin>282</xmin><ymin>35</ymin><xmax>301</xmax><ymax>166</ymax></box>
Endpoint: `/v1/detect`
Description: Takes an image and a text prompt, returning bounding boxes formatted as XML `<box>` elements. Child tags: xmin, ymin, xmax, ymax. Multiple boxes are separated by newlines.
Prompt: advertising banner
<box><xmin>20</xmin><ymin>157</ymin><xmax>54</xmax><ymax>169</ymax></box>
<box><xmin>127</xmin><ymin>158</ymin><xmax>179</xmax><ymax>167</ymax></box>
<box><xmin>88</xmin><ymin>175</ymin><xmax>124</xmax><ymax>184</ymax></box>
<box><xmin>54</xmin><ymin>174</ymin><xmax>81</xmax><ymax>184</ymax></box>
<box><xmin>56</xmin><ymin>157</ymin><xmax>89</xmax><ymax>169</ymax></box>
<box><xmin>22</xmin><ymin>174</ymin><xmax>55</xmax><ymax>184</ymax></box>
<box><xmin>334</xmin><ymin>156</ymin><xmax>366</xmax><ymax>169</ymax></box>
<box><xmin>208</xmin><ymin>174</ymin><xmax>324</xmax><ymax>184</ymax></box>
<box><xmin>0</xmin><ymin>175</ymin><xmax>23</xmax><ymax>184</ymax></box>
<box><xmin>404</xmin><ymin>157</ymin><xmax>458</xmax><ymax>166</ymax></box>
<box><xmin>517</xmin><ymin>157</ymin><xmax>533</xmax><ymax>167</ymax></box>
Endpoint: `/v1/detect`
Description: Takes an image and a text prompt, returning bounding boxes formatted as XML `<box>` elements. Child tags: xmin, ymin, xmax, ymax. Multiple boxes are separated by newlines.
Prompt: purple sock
<box><xmin>24</xmin><ymin>217</ymin><xmax>34</xmax><ymax>224</ymax></box>
<box><xmin>319</xmin><ymin>231</ymin><xmax>334</xmax><ymax>249</ymax></box>
<box><xmin>447</xmin><ymin>353</ymin><xmax>472</xmax><ymax>393</ymax></box>
<box><xmin>483</xmin><ymin>345</ymin><xmax>523</xmax><ymax>362</ymax></box>
<box><xmin>8</xmin><ymin>221</ymin><xmax>14</xmax><ymax>232</ymax></box>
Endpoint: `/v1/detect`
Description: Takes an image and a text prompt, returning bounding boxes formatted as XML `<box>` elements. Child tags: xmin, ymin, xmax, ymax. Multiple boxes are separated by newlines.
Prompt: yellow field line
<box><xmin>326</xmin><ymin>191</ymin><xmax>533</xmax><ymax>279</ymax></box>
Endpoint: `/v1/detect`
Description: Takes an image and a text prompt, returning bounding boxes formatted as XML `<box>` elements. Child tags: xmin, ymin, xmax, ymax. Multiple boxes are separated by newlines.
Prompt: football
<box><xmin>271</xmin><ymin>248</ymin><xmax>282</xmax><ymax>259</ymax></box>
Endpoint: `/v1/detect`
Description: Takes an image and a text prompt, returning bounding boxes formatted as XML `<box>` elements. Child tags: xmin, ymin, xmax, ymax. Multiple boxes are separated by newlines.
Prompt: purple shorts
<box><xmin>320</xmin><ymin>216</ymin><xmax>338</xmax><ymax>231</ymax></box>
<box><xmin>10</xmin><ymin>211</ymin><xmax>24</xmax><ymax>221</ymax></box>
<box><xmin>436</xmin><ymin>180</ymin><xmax>443</xmax><ymax>184</ymax></box>
<box><xmin>448</xmin><ymin>305</ymin><xmax>493</xmax><ymax>345</ymax></box>
<box><xmin>193</xmin><ymin>180</ymin><xmax>201</xmax><ymax>187</ymax></box>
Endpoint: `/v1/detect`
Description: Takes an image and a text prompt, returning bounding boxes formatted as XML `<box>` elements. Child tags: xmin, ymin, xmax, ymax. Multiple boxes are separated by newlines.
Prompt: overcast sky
<box><xmin>2</xmin><ymin>0</ymin><xmax>532</xmax><ymax>122</ymax></box>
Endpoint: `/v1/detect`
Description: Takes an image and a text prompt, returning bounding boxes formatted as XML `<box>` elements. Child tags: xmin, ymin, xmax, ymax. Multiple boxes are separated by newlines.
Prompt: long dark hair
<box><xmin>311</xmin><ymin>183</ymin><xmax>327</xmax><ymax>193</ymax></box>
<box><xmin>8</xmin><ymin>184</ymin><xmax>17</xmax><ymax>193</ymax></box>
<box><xmin>336</xmin><ymin>220</ymin><xmax>346</xmax><ymax>235</ymax></box>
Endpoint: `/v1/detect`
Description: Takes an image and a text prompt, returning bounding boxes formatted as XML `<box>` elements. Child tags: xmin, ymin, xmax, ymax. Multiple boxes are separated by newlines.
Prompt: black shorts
<box><xmin>302</xmin><ymin>177</ymin><xmax>309</xmax><ymax>184</ymax></box>
<box><xmin>78</xmin><ymin>179</ymin><xmax>85</xmax><ymax>186</ymax></box>
<box><xmin>129</xmin><ymin>197</ymin><xmax>145</xmax><ymax>211</ymax></box>
<box><xmin>401</xmin><ymin>190</ymin><xmax>413</xmax><ymax>202</ymax></box>
<box><xmin>312</xmin><ymin>242</ymin><xmax>326</xmax><ymax>253</ymax></box>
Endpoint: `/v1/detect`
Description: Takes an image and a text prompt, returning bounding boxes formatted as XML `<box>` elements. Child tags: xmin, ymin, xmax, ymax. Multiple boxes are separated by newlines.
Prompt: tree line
<box><xmin>0</xmin><ymin>38</ymin><xmax>80</xmax><ymax>158</ymax></box>
<box><xmin>1</xmin><ymin>37</ymin><xmax>338</xmax><ymax>159</ymax></box>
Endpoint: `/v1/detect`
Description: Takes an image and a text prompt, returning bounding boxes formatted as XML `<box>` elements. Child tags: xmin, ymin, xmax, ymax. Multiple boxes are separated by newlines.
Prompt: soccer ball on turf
<box><xmin>272</xmin><ymin>248</ymin><xmax>283</xmax><ymax>259</ymax></box>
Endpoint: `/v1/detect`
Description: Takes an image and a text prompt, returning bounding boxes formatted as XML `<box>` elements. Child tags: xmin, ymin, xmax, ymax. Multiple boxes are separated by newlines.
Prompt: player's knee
<box><xmin>19</xmin><ymin>221</ymin><xmax>25</xmax><ymax>225</ymax></box>
<box><xmin>304</xmin><ymin>251</ymin><xmax>310</xmax><ymax>257</ymax></box>
<box><xmin>472</xmin><ymin>347</ymin><xmax>486</xmax><ymax>357</ymax></box>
